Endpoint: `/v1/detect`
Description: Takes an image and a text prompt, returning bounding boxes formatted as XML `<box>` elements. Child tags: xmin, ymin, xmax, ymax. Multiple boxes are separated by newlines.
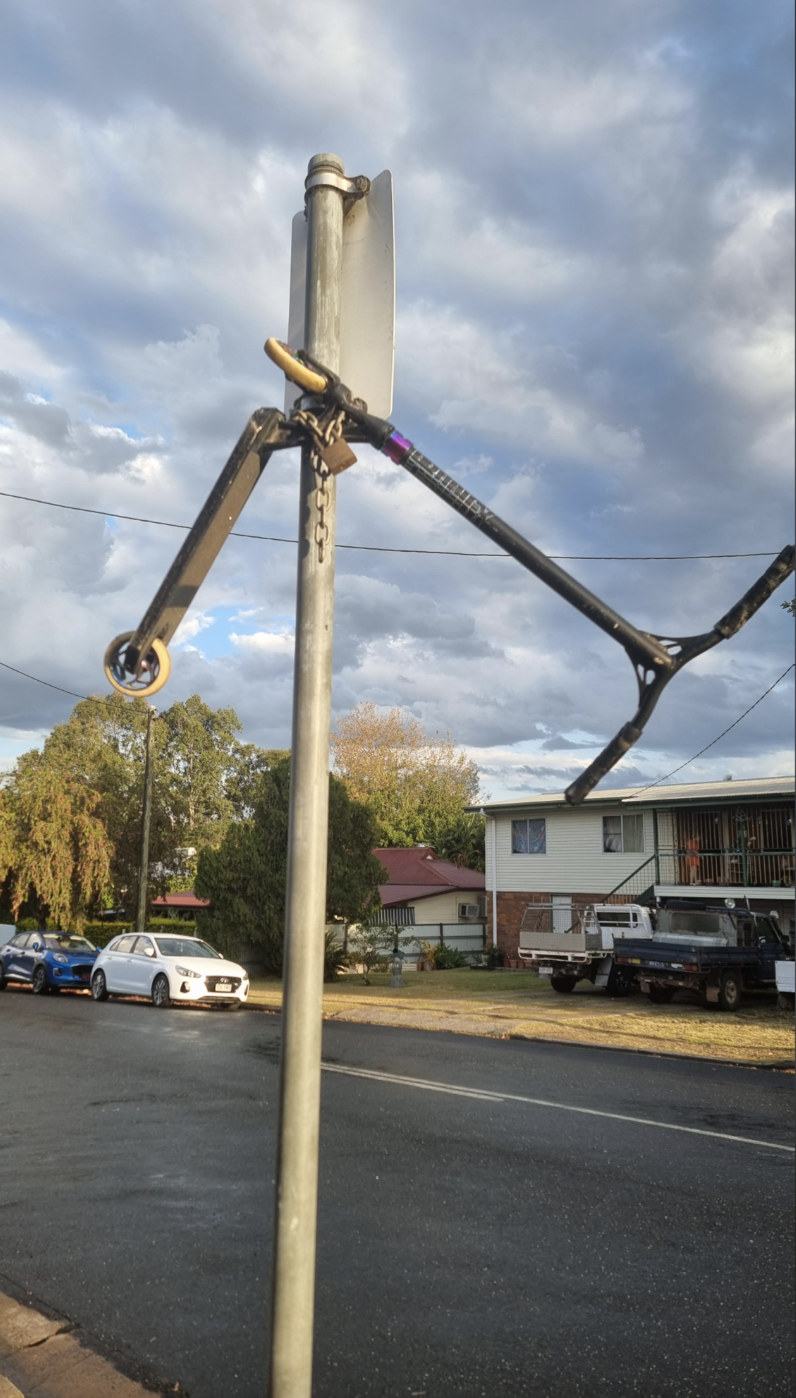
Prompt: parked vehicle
<box><xmin>775</xmin><ymin>958</ymin><xmax>795</xmax><ymax>1012</ymax></box>
<box><xmin>613</xmin><ymin>905</ymin><xmax>790</xmax><ymax>1011</ymax></box>
<box><xmin>0</xmin><ymin>931</ymin><xmax>99</xmax><ymax>994</ymax></box>
<box><xmin>91</xmin><ymin>931</ymin><xmax>249</xmax><ymax>1009</ymax></box>
<box><xmin>517</xmin><ymin>903</ymin><xmax>654</xmax><ymax>995</ymax></box>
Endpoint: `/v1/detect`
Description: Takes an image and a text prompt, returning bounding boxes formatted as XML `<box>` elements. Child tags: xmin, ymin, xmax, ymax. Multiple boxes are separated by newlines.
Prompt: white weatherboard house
<box><xmin>476</xmin><ymin>777</ymin><xmax>795</xmax><ymax>957</ymax></box>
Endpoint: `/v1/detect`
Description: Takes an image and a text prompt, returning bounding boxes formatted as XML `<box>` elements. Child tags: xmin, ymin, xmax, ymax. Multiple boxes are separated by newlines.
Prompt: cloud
<box><xmin>0</xmin><ymin>0</ymin><xmax>791</xmax><ymax>801</ymax></box>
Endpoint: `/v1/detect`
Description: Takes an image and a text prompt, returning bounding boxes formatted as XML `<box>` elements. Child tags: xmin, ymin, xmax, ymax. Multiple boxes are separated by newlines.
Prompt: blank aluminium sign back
<box><xmin>285</xmin><ymin>170</ymin><xmax>395</xmax><ymax>418</ymax></box>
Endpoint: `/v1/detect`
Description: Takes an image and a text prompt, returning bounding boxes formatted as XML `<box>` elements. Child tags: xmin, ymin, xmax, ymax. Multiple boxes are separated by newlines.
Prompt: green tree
<box><xmin>9</xmin><ymin>692</ymin><xmax>273</xmax><ymax>916</ymax></box>
<box><xmin>158</xmin><ymin>696</ymin><xmax>269</xmax><ymax>855</ymax></box>
<box><xmin>0</xmin><ymin>756</ymin><xmax>112</xmax><ymax>930</ymax></box>
<box><xmin>330</xmin><ymin>702</ymin><xmax>484</xmax><ymax>868</ymax></box>
<box><xmin>194</xmin><ymin>753</ymin><xmax>383</xmax><ymax>973</ymax></box>
<box><xmin>37</xmin><ymin>692</ymin><xmax>176</xmax><ymax>914</ymax></box>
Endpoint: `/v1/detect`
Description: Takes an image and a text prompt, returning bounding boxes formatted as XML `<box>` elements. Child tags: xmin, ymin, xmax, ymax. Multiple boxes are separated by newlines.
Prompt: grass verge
<box><xmin>247</xmin><ymin>969</ymin><xmax>795</xmax><ymax>1066</ymax></box>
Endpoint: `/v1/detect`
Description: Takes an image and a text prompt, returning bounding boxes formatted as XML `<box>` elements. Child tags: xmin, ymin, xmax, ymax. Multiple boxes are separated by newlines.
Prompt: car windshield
<box><xmin>42</xmin><ymin>935</ymin><xmax>96</xmax><ymax>952</ymax></box>
<box><xmin>153</xmin><ymin>937</ymin><xmax>223</xmax><ymax>960</ymax></box>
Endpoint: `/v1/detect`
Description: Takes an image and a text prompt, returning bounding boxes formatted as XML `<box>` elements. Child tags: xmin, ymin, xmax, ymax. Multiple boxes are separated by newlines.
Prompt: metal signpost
<box><xmin>134</xmin><ymin>705</ymin><xmax>156</xmax><ymax>936</ymax></box>
<box><xmin>101</xmin><ymin>150</ymin><xmax>794</xmax><ymax>1396</ymax></box>
<box><xmin>268</xmin><ymin>157</ymin><xmax>395</xmax><ymax>1396</ymax></box>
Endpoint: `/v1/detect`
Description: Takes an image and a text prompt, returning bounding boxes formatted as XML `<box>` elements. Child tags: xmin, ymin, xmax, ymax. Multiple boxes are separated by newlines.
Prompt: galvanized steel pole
<box><xmin>268</xmin><ymin>153</ymin><xmax>345</xmax><ymax>1398</ymax></box>
<box><xmin>135</xmin><ymin>706</ymin><xmax>156</xmax><ymax>936</ymax></box>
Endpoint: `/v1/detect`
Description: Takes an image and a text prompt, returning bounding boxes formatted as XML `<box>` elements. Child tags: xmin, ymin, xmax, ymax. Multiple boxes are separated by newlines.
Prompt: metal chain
<box><xmin>292</xmin><ymin>408</ymin><xmax>346</xmax><ymax>562</ymax></box>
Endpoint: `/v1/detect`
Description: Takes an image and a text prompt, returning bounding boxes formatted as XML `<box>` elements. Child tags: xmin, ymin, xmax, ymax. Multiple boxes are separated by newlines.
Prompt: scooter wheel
<box><xmin>104</xmin><ymin>633</ymin><xmax>171</xmax><ymax>698</ymax></box>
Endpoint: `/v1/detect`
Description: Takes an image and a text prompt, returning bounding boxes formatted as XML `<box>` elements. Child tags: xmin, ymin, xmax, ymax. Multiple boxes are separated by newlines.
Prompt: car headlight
<box><xmin>175</xmin><ymin>965</ymin><xmax>203</xmax><ymax>978</ymax></box>
<box><xmin>53</xmin><ymin>954</ymin><xmax>69</xmax><ymax>964</ymax></box>
<box><xmin>241</xmin><ymin>970</ymin><xmax>249</xmax><ymax>980</ymax></box>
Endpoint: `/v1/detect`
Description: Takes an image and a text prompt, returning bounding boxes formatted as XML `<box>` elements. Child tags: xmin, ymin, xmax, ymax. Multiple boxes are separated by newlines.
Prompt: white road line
<box><xmin>321</xmin><ymin>1063</ymin><xmax>795</xmax><ymax>1153</ymax></box>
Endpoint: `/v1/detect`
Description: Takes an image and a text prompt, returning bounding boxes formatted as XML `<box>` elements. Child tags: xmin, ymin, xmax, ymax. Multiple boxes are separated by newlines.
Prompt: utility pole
<box><xmin>268</xmin><ymin>153</ymin><xmax>345</xmax><ymax>1398</ymax></box>
<box><xmin>135</xmin><ymin>705</ymin><xmax>156</xmax><ymax>935</ymax></box>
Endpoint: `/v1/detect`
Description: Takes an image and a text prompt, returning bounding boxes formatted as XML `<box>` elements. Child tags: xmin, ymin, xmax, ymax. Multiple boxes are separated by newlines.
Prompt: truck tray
<box><xmin>519</xmin><ymin>931</ymin><xmax>602</xmax><ymax>955</ymax></box>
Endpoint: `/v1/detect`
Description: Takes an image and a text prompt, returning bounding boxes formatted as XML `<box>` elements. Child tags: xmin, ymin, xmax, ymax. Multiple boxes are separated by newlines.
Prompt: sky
<box><xmin>0</xmin><ymin>0</ymin><xmax>793</xmax><ymax>800</ymax></box>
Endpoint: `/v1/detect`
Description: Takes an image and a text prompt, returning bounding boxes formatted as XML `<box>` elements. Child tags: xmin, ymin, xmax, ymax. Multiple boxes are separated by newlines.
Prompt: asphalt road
<box><xmin>0</xmin><ymin>989</ymin><xmax>793</xmax><ymax>1398</ymax></box>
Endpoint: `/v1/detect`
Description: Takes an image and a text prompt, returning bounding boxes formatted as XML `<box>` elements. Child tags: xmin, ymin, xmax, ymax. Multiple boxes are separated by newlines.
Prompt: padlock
<box><xmin>317</xmin><ymin>437</ymin><xmax>357</xmax><ymax>474</ymax></box>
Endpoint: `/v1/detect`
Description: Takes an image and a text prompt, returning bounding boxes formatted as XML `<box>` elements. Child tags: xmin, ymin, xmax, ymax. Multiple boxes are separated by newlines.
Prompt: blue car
<box><xmin>0</xmin><ymin>931</ymin><xmax>100</xmax><ymax>995</ymax></box>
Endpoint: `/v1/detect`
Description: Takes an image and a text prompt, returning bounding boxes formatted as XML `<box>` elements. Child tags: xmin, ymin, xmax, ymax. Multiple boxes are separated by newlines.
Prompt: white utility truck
<box><xmin>517</xmin><ymin>903</ymin><xmax>654</xmax><ymax>996</ymax></box>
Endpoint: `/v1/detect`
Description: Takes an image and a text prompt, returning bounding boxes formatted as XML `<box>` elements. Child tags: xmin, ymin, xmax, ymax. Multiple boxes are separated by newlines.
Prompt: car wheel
<box><xmin>31</xmin><ymin>965</ymin><xmax>50</xmax><ymax>995</ymax></box>
<box><xmin>606</xmin><ymin>965</ymin><xmax>633</xmax><ymax>997</ymax></box>
<box><xmin>151</xmin><ymin>974</ymin><xmax>171</xmax><ymax>1009</ymax></box>
<box><xmin>648</xmin><ymin>984</ymin><xmax>675</xmax><ymax>1004</ymax></box>
<box><xmin>550</xmin><ymin>975</ymin><xmax>577</xmax><ymax>993</ymax></box>
<box><xmin>718</xmin><ymin>970</ymin><xmax>743</xmax><ymax>1013</ymax></box>
<box><xmin>0</xmin><ymin>968</ymin><xmax>6</xmax><ymax>990</ymax></box>
<box><xmin>91</xmin><ymin>970</ymin><xmax>109</xmax><ymax>1002</ymax></box>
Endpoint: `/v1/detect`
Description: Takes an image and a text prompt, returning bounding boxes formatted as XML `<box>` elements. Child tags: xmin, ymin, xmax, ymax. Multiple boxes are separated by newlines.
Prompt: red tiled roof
<box><xmin>374</xmin><ymin>847</ymin><xmax>484</xmax><ymax>907</ymax></box>
<box><xmin>150</xmin><ymin>891</ymin><xmax>210</xmax><ymax>909</ymax></box>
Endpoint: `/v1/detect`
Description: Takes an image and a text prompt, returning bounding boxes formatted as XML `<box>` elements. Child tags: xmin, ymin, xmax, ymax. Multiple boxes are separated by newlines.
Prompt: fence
<box><xmin>392</xmin><ymin>922</ymin><xmax>487</xmax><ymax>966</ymax></box>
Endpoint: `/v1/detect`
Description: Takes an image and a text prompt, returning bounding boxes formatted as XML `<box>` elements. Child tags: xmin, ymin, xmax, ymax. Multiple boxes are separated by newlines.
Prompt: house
<box><xmin>373</xmin><ymin>846</ymin><xmax>486</xmax><ymax>927</ymax></box>
<box><xmin>149</xmin><ymin>891</ymin><xmax>210</xmax><ymax>920</ymax></box>
<box><xmin>476</xmin><ymin>776</ymin><xmax>795</xmax><ymax>957</ymax></box>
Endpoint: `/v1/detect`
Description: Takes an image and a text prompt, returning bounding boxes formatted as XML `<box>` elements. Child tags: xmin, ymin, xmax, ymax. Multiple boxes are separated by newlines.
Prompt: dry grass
<box><xmin>247</xmin><ymin>968</ymin><xmax>795</xmax><ymax>1065</ymax></box>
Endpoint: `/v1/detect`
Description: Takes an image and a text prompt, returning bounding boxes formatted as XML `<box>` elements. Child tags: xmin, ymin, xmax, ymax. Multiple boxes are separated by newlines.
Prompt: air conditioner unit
<box><xmin>459</xmin><ymin>903</ymin><xmax>480</xmax><ymax>919</ymax></box>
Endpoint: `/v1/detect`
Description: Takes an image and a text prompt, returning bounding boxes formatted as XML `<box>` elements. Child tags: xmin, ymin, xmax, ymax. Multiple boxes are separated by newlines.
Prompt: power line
<box><xmin>0</xmin><ymin>489</ymin><xmax>780</xmax><ymax>562</ymax></box>
<box><xmin>3</xmin><ymin>655</ymin><xmax>793</xmax><ymax>789</ymax></box>
<box><xmin>0</xmin><ymin>659</ymin><xmax>92</xmax><ymax>702</ymax></box>
<box><xmin>627</xmin><ymin>664</ymin><xmax>795</xmax><ymax>798</ymax></box>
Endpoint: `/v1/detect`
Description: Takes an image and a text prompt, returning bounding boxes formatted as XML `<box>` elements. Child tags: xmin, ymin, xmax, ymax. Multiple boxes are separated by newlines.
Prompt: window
<box><xmin>603</xmin><ymin>814</ymin><xmax>644</xmax><ymax>854</ymax></box>
<box><xmin>133</xmin><ymin>936</ymin><xmax>156</xmax><ymax>957</ymax></box>
<box><xmin>115</xmin><ymin>935</ymin><xmax>138</xmax><ymax>953</ymax></box>
<box><xmin>512</xmin><ymin>818</ymin><xmax>546</xmax><ymax>854</ymax></box>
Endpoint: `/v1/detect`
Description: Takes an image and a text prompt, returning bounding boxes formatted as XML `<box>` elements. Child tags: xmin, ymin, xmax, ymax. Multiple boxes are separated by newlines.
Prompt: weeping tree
<box><xmin>194</xmin><ymin>752</ymin><xmax>383</xmax><ymax>974</ymax></box>
<box><xmin>0</xmin><ymin>756</ymin><xmax>113</xmax><ymax>931</ymax></box>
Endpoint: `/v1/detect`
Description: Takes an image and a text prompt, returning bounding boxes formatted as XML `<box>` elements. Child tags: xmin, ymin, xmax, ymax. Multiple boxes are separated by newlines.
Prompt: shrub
<box><xmin>347</xmin><ymin>924</ymin><xmax>396</xmax><ymax>984</ymax></box>
<box><xmin>483</xmin><ymin>943</ymin><xmax>505</xmax><ymax>969</ymax></box>
<box><xmin>435</xmin><ymin>944</ymin><xmax>469</xmax><ymax>970</ymax></box>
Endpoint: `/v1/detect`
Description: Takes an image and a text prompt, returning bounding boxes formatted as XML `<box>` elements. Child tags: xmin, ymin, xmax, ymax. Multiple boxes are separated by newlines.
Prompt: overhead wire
<box><xmin>0</xmin><ymin>489</ymin><xmax>780</xmax><ymax>562</ymax></box>
<box><xmin>2</xmin><ymin>659</ymin><xmax>793</xmax><ymax>788</ymax></box>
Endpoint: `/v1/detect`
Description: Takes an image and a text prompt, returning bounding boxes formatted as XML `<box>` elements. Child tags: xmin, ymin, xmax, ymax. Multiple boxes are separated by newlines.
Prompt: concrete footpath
<box><xmin>0</xmin><ymin>1290</ymin><xmax>162</xmax><ymax>1398</ymax></box>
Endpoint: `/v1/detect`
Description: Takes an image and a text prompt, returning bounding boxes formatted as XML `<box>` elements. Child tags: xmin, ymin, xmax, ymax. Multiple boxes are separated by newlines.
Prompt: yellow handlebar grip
<box><xmin>264</xmin><ymin>338</ymin><xmax>328</xmax><ymax>395</ymax></box>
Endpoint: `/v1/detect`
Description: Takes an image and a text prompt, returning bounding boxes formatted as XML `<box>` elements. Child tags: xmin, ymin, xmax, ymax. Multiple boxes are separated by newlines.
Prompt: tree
<box><xmin>194</xmin><ymin>753</ymin><xmax>383</xmax><ymax>973</ymax></box>
<box><xmin>0</xmin><ymin>756</ymin><xmax>112</xmax><ymax>930</ymax></box>
<box><xmin>7</xmin><ymin>692</ymin><xmax>273</xmax><ymax>916</ymax></box>
<box><xmin>330</xmin><ymin>702</ymin><xmax>484</xmax><ymax>868</ymax></box>
<box><xmin>36</xmin><ymin>692</ymin><xmax>177</xmax><ymax>914</ymax></box>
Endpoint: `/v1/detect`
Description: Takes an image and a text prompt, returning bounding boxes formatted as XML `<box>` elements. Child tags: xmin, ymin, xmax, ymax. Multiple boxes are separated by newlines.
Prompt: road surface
<box><xmin>0</xmin><ymin>989</ymin><xmax>793</xmax><ymax>1396</ymax></box>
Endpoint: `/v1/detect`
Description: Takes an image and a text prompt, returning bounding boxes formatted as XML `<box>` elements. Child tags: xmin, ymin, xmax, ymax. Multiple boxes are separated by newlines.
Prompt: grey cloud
<box><xmin>0</xmin><ymin>0</ymin><xmax>791</xmax><ymax>798</ymax></box>
<box><xmin>0</xmin><ymin>371</ymin><xmax>72</xmax><ymax>447</ymax></box>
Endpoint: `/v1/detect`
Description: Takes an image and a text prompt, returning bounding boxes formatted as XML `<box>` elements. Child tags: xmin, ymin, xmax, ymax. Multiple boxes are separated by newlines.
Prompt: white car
<box><xmin>91</xmin><ymin>931</ymin><xmax>249</xmax><ymax>1010</ymax></box>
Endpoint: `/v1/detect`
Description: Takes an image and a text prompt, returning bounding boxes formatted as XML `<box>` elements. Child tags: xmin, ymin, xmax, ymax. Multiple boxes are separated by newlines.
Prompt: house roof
<box><xmin>150</xmin><ymin>891</ymin><xmax>210</xmax><ymax>909</ymax></box>
<box><xmin>472</xmin><ymin>775</ymin><xmax>794</xmax><ymax>814</ymax></box>
<box><xmin>374</xmin><ymin>847</ymin><xmax>485</xmax><ymax>907</ymax></box>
